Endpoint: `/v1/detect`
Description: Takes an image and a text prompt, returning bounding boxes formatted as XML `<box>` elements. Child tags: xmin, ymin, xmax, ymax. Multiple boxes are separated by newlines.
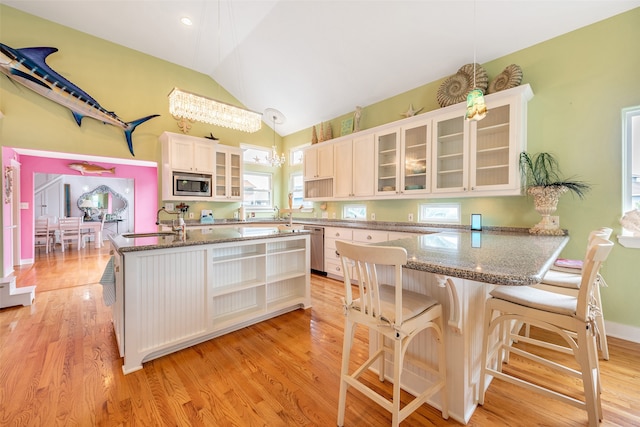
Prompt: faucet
<box><xmin>274</xmin><ymin>206</ymin><xmax>280</xmax><ymax>220</ymax></box>
<box><xmin>156</xmin><ymin>207</ymin><xmax>185</xmax><ymax>233</ymax></box>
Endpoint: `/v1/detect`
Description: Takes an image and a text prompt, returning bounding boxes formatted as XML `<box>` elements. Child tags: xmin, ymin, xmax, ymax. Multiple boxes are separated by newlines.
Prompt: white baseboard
<box><xmin>605</xmin><ymin>320</ymin><xmax>640</xmax><ymax>344</ymax></box>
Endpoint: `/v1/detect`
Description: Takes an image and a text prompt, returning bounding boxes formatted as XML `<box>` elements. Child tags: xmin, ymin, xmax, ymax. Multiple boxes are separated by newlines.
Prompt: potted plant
<box><xmin>519</xmin><ymin>152</ymin><xmax>590</xmax><ymax>235</ymax></box>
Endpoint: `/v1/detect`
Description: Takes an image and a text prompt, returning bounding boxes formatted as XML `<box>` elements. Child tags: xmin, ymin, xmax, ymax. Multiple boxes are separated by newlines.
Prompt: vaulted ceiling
<box><xmin>4</xmin><ymin>1</ymin><xmax>639</xmax><ymax>135</ymax></box>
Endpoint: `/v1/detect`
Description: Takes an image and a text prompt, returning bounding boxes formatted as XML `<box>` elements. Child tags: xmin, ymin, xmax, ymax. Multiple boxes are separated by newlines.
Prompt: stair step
<box><xmin>0</xmin><ymin>277</ymin><xmax>36</xmax><ymax>308</ymax></box>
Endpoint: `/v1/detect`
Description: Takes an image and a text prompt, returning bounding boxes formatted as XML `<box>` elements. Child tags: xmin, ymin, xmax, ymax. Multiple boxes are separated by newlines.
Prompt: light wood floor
<box><xmin>2</xmin><ymin>245</ymin><xmax>639</xmax><ymax>426</ymax></box>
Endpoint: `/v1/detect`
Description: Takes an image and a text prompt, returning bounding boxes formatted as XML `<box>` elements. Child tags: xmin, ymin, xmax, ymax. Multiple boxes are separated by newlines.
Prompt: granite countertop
<box><xmin>109</xmin><ymin>225</ymin><xmax>309</xmax><ymax>253</ymax></box>
<box><xmin>170</xmin><ymin>218</ymin><xmax>507</xmax><ymax>235</ymax></box>
<box><xmin>377</xmin><ymin>230</ymin><xmax>569</xmax><ymax>286</ymax></box>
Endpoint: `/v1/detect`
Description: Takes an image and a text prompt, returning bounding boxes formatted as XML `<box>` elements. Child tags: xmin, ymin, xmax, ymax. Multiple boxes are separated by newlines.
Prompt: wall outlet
<box><xmin>188</xmin><ymin>212</ymin><xmax>194</xmax><ymax>219</ymax></box>
<box><xmin>371</xmin><ymin>213</ymin><xmax>376</xmax><ymax>220</ymax></box>
<box><xmin>165</xmin><ymin>202</ymin><xmax>174</xmax><ymax>211</ymax></box>
<box><xmin>408</xmin><ymin>213</ymin><xmax>414</xmax><ymax>222</ymax></box>
<box><xmin>332</xmin><ymin>212</ymin><xmax>336</xmax><ymax>219</ymax></box>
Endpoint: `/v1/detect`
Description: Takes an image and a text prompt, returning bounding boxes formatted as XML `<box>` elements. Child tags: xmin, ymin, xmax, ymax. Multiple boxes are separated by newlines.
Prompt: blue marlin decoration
<box><xmin>0</xmin><ymin>43</ymin><xmax>159</xmax><ymax>156</ymax></box>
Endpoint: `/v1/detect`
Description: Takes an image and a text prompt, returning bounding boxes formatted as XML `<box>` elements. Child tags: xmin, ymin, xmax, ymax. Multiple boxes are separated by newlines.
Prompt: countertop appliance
<box><xmin>304</xmin><ymin>226</ymin><xmax>325</xmax><ymax>274</ymax></box>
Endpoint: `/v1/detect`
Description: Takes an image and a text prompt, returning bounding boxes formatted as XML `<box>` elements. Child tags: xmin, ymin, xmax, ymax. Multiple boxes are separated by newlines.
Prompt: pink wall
<box><xmin>18</xmin><ymin>154</ymin><xmax>157</xmax><ymax>261</ymax></box>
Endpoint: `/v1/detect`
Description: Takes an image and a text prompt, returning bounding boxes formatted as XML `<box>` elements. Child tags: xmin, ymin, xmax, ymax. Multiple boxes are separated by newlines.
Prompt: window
<box><xmin>418</xmin><ymin>203</ymin><xmax>461</xmax><ymax>224</ymax></box>
<box><xmin>343</xmin><ymin>204</ymin><xmax>366</xmax><ymax>220</ymax></box>
<box><xmin>623</xmin><ymin>106</ymin><xmax>640</xmax><ymax>212</ymax></box>
<box><xmin>290</xmin><ymin>172</ymin><xmax>312</xmax><ymax>208</ymax></box>
<box><xmin>243</xmin><ymin>171</ymin><xmax>273</xmax><ymax>209</ymax></box>
<box><xmin>242</xmin><ymin>144</ymin><xmax>272</xmax><ymax>166</ymax></box>
<box><xmin>290</xmin><ymin>144</ymin><xmax>307</xmax><ymax>166</ymax></box>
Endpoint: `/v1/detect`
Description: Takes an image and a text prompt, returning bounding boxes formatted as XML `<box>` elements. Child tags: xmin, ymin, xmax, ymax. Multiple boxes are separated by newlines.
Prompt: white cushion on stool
<box><xmin>490</xmin><ymin>286</ymin><xmax>577</xmax><ymax>316</ymax></box>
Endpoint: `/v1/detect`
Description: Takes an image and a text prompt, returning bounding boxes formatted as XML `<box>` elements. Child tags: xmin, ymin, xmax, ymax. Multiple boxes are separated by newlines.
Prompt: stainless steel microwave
<box><xmin>173</xmin><ymin>172</ymin><xmax>212</xmax><ymax>197</ymax></box>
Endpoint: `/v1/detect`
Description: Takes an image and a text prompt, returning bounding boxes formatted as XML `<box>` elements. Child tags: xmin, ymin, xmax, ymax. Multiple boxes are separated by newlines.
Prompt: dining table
<box><xmin>79</xmin><ymin>220</ymin><xmax>103</xmax><ymax>249</ymax></box>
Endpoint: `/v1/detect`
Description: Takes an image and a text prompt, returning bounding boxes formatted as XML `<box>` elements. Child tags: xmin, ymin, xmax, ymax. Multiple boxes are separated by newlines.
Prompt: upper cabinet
<box><xmin>303</xmin><ymin>143</ymin><xmax>334</xmax><ymax>200</ymax></box>
<box><xmin>432</xmin><ymin>85</ymin><xmax>533</xmax><ymax>196</ymax></box>
<box><xmin>303</xmin><ymin>143</ymin><xmax>334</xmax><ymax>180</ymax></box>
<box><xmin>334</xmin><ymin>134</ymin><xmax>375</xmax><ymax>199</ymax></box>
<box><xmin>160</xmin><ymin>132</ymin><xmax>215</xmax><ymax>174</ymax></box>
<box><xmin>375</xmin><ymin>119</ymin><xmax>431</xmax><ymax>197</ymax></box>
<box><xmin>214</xmin><ymin>145</ymin><xmax>243</xmax><ymax>201</ymax></box>
<box><xmin>302</xmin><ymin>84</ymin><xmax>533</xmax><ymax>201</ymax></box>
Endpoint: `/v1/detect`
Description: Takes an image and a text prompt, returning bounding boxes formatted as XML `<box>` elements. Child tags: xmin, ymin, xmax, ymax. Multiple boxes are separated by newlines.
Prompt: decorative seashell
<box><xmin>437</xmin><ymin>74</ymin><xmax>470</xmax><ymax>107</ymax></box>
<box><xmin>437</xmin><ymin>63</ymin><xmax>488</xmax><ymax>107</ymax></box>
<box><xmin>488</xmin><ymin>64</ymin><xmax>523</xmax><ymax>93</ymax></box>
<box><xmin>457</xmin><ymin>63</ymin><xmax>489</xmax><ymax>92</ymax></box>
<box><xmin>620</xmin><ymin>209</ymin><xmax>640</xmax><ymax>236</ymax></box>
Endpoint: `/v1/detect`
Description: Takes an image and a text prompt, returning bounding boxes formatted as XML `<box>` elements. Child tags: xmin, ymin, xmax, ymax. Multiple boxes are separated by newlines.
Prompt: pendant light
<box><xmin>264</xmin><ymin>108</ymin><xmax>286</xmax><ymax>167</ymax></box>
<box><xmin>465</xmin><ymin>0</ymin><xmax>487</xmax><ymax>121</ymax></box>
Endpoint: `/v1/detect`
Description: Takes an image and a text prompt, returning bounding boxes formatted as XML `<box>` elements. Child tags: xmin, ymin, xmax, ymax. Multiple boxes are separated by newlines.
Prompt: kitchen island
<box><xmin>108</xmin><ymin>226</ymin><xmax>310</xmax><ymax>374</ymax></box>
<box><xmin>365</xmin><ymin>230</ymin><xmax>569</xmax><ymax>423</ymax></box>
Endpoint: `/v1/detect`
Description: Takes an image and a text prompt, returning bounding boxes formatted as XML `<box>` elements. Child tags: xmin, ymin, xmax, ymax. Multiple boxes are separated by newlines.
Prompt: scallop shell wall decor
<box><xmin>437</xmin><ymin>63</ymin><xmax>488</xmax><ymax>107</ymax></box>
<box><xmin>488</xmin><ymin>64</ymin><xmax>523</xmax><ymax>93</ymax></box>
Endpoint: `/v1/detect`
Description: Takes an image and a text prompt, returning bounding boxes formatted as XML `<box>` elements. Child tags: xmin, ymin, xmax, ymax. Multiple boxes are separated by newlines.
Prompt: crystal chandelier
<box><xmin>264</xmin><ymin>108</ymin><xmax>286</xmax><ymax>167</ymax></box>
<box><xmin>168</xmin><ymin>88</ymin><xmax>262</xmax><ymax>133</ymax></box>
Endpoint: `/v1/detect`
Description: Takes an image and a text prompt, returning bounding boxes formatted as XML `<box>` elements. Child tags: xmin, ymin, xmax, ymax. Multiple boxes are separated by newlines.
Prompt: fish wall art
<box><xmin>0</xmin><ymin>43</ymin><xmax>159</xmax><ymax>156</ymax></box>
<box><xmin>68</xmin><ymin>162</ymin><xmax>115</xmax><ymax>175</ymax></box>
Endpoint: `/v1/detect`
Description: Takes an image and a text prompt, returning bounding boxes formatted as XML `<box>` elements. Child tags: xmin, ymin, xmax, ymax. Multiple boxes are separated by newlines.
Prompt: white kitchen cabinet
<box><xmin>334</xmin><ymin>134</ymin><xmax>375</xmax><ymax>199</ymax></box>
<box><xmin>160</xmin><ymin>131</ymin><xmax>215</xmax><ymax>174</ymax></box>
<box><xmin>303</xmin><ymin>143</ymin><xmax>334</xmax><ymax>200</ymax></box>
<box><xmin>324</xmin><ymin>227</ymin><xmax>410</xmax><ymax>280</ymax></box>
<box><xmin>110</xmin><ymin>244</ymin><xmax>124</xmax><ymax>357</ymax></box>
<box><xmin>432</xmin><ymin>84</ymin><xmax>533</xmax><ymax>197</ymax></box>
<box><xmin>352</xmin><ymin>229</ymin><xmax>389</xmax><ymax>244</ymax></box>
<box><xmin>214</xmin><ymin>145</ymin><xmax>243</xmax><ymax>200</ymax></box>
<box><xmin>324</xmin><ymin>227</ymin><xmax>353</xmax><ymax>279</ymax></box>
<box><xmin>304</xmin><ymin>143</ymin><xmax>334</xmax><ymax>180</ymax></box>
<box><xmin>116</xmin><ymin>234</ymin><xmax>310</xmax><ymax>373</ymax></box>
<box><xmin>209</xmin><ymin>237</ymin><xmax>309</xmax><ymax>330</ymax></box>
<box><xmin>375</xmin><ymin>119</ymin><xmax>431</xmax><ymax>197</ymax></box>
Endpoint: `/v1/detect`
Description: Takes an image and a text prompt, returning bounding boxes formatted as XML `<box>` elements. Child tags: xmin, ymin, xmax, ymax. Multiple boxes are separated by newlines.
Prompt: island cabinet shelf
<box><xmin>113</xmin><ymin>233</ymin><xmax>310</xmax><ymax>374</ymax></box>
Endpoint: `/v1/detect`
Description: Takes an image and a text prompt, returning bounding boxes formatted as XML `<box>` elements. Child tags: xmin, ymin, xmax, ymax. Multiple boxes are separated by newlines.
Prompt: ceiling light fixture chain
<box><xmin>465</xmin><ymin>0</ymin><xmax>487</xmax><ymax>121</ymax></box>
<box><xmin>264</xmin><ymin>108</ymin><xmax>286</xmax><ymax>167</ymax></box>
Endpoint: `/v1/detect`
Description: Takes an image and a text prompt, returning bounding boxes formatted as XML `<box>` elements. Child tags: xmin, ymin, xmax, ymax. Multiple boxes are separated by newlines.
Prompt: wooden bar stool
<box><xmin>335</xmin><ymin>240</ymin><xmax>448</xmax><ymax>426</ymax></box>
<box><xmin>479</xmin><ymin>237</ymin><xmax>614</xmax><ymax>427</ymax></box>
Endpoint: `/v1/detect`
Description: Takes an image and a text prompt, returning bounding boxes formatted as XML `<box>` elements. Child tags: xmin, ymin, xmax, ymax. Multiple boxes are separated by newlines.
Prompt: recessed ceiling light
<box><xmin>181</xmin><ymin>17</ymin><xmax>193</xmax><ymax>26</ymax></box>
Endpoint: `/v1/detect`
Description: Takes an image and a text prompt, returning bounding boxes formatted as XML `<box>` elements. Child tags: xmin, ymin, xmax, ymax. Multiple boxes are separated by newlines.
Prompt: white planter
<box><xmin>528</xmin><ymin>186</ymin><xmax>567</xmax><ymax>235</ymax></box>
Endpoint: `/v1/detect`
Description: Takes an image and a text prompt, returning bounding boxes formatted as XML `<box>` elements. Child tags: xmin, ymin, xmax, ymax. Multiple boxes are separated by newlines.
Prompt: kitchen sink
<box><xmin>121</xmin><ymin>232</ymin><xmax>178</xmax><ymax>238</ymax></box>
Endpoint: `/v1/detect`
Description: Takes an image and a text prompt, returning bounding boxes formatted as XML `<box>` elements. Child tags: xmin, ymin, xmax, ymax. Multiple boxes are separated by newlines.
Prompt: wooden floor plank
<box><xmin>2</xmin><ymin>244</ymin><xmax>639</xmax><ymax>426</ymax></box>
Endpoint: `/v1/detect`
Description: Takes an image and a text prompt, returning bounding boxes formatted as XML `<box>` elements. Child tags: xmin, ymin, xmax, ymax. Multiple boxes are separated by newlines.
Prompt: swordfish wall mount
<box><xmin>0</xmin><ymin>43</ymin><xmax>159</xmax><ymax>156</ymax></box>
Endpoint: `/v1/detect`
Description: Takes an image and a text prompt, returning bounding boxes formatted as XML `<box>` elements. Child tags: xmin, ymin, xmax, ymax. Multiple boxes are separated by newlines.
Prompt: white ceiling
<box><xmin>3</xmin><ymin>1</ymin><xmax>639</xmax><ymax>136</ymax></box>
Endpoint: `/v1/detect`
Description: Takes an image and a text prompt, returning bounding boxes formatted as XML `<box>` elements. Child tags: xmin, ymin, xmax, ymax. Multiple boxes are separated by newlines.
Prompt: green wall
<box><xmin>1</xmin><ymin>6</ymin><xmax>639</xmax><ymax>330</ymax></box>
<box><xmin>282</xmin><ymin>9</ymin><xmax>640</xmax><ymax>330</ymax></box>
<box><xmin>0</xmin><ymin>5</ymin><xmax>284</xmax><ymax>220</ymax></box>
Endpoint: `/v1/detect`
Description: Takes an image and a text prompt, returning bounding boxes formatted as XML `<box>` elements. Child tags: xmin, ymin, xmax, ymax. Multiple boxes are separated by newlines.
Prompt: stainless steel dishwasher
<box><xmin>304</xmin><ymin>226</ymin><xmax>325</xmax><ymax>274</ymax></box>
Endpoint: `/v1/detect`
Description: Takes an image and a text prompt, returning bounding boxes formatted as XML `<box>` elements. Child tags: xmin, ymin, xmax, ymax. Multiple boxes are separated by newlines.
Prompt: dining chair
<box><xmin>58</xmin><ymin>217</ymin><xmax>82</xmax><ymax>252</ymax></box>
<box><xmin>335</xmin><ymin>240</ymin><xmax>448</xmax><ymax>427</ymax></box>
<box><xmin>479</xmin><ymin>237</ymin><xmax>614</xmax><ymax>427</ymax></box>
<box><xmin>34</xmin><ymin>217</ymin><xmax>54</xmax><ymax>253</ymax></box>
<box><xmin>534</xmin><ymin>227</ymin><xmax>613</xmax><ymax>359</ymax></box>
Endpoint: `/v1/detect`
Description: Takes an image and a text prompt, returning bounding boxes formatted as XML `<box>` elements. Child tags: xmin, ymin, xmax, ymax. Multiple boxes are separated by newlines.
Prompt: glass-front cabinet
<box><xmin>401</xmin><ymin>121</ymin><xmax>430</xmax><ymax>194</ymax></box>
<box><xmin>304</xmin><ymin>84</ymin><xmax>532</xmax><ymax>201</ymax></box>
<box><xmin>470</xmin><ymin>103</ymin><xmax>514</xmax><ymax>191</ymax></box>
<box><xmin>375</xmin><ymin>120</ymin><xmax>430</xmax><ymax>196</ymax></box>
<box><xmin>433</xmin><ymin>113</ymin><xmax>468</xmax><ymax>193</ymax></box>
<box><xmin>215</xmin><ymin>145</ymin><xmax>243</xmax><ymax>200</ymax></box>
<box><xmin>375</xmin><ymin>129</ymin><xmax>400</xmax><ymax>195</ymax></box>
<box><xmin>432</xmin><ymin>86</ymin><xmax>531</xmax><ymax>196</ymax></box>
